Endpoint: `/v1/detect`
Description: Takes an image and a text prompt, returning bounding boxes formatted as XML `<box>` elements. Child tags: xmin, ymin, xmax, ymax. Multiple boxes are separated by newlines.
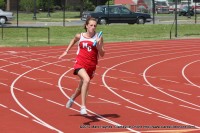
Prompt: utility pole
<box><xmin>63</xmin><ymin>0</ymin><xmax>66</xmax><ymax>27</ymax></box>
<box><xmin>47</xmin><ymin>0</ymin><xmax>51</xmax><ymax>17</ymax></box>
<box><xmin>152</xmin><ymin>0</ymin><xmax>155</xmax><ymax>24</ymax></box>
<box><xmin>16</xmin><ymin>0</ymin><xmax>19</xmax><ymax>26</ymax></box>
<box><xmin>187</xmin><ymin>0</ymin><xmax>191</xmax><ymax>18</ymax></box>
<box><xmin>175</xmin><ymin>0</ymin><xmax>178</xmax><ymax>37</ymax></box>
<box><xmin>33</xmin><ymin>0</ymin><xmax>37</xmax><ymax>20</ymax></box>
<box><xmin>107</xmin><ymin>0</ymin><xmax>110</xmax><ymax>24</ymax></box>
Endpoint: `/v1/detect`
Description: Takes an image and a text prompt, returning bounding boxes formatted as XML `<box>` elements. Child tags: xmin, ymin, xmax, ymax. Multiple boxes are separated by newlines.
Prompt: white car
<box><xmin>0</xmin><ymin>9</ymin><xmax>15</xmax><ymax>24</ymax></box>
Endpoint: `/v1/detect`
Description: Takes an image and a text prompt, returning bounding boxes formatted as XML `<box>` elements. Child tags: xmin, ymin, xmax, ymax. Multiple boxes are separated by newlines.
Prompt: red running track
<box><xmin>0</xmin><ymin>39</ymin><xmax>200</xmax><ymax>133</ymax></box>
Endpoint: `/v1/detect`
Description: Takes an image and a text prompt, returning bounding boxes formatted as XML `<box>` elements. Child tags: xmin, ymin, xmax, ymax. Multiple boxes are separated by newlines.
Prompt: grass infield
<box><xmin>0</xmin><ymin>24</ymin><xmax>200</xmax><ymax>47</ymax></box>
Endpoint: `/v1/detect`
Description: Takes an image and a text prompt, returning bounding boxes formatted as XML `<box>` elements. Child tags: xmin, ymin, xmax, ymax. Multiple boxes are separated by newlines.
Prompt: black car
<box><xmin>178</xmin><ymin>6</ymin><xmax>194</xmax><ymax>16</ymax></box>
<box><xmin>81</xmin><ymin>5</ymin><xmax>152</xmax><ymax>24</ymax></box>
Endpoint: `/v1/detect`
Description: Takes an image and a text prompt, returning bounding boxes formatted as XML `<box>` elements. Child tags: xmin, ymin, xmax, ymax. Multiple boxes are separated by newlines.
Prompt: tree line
<box><xmin>0</xmin><ymin>0</ymin><xmax>113</xmax><ymax>12</ymax></box>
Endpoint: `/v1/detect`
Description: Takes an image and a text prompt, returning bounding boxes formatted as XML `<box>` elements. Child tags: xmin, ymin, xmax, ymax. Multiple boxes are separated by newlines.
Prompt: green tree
<box><xmin>0</xmin><ymin>0</ymin><xmax>5</xmax><ymax>9</ymax></box>
<box><xmin>38</xmin><ymin>0</ymin><xmax>54</xmax><ymax>11</ymax></box>
<box><xmin>20</xmin><ymin>0</ymin><xmax>39</xmax><ymax>13</ymax></box>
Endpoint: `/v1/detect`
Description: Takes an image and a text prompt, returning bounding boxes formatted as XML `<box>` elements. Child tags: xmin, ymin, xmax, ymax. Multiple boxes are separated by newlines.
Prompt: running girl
<box><xmin>59</xmin><ymin>17</ymin><xmax>105</xmax><ymax>115</ymax></box>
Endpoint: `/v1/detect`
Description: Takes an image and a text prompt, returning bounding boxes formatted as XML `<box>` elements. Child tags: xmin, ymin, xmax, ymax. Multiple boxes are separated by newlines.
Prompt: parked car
<box><xmin>81</xmin><ymin>5</ymin><xmax>152</xmax><ymax>24</ymax></box>
<box><xmin>0</xmin><ymin>9</ymin><xmax>15</xmax><ymax>24</ymax></box>
<box><xmin>178</xmin><ymin>6</ymin><xmax>194</xmax><ymax>16</ymax></box>
<box><xmin>155</xmin><ymin>1</ymin><xmax>170</xmax><ymax>14</ymax></box>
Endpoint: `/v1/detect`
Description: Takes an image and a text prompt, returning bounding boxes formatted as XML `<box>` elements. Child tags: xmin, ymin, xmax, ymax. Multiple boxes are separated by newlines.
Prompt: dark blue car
<box><xmin>81</xmin><ymin>5</ymin><xmax>152</xmax><ymax>25</ymax></box>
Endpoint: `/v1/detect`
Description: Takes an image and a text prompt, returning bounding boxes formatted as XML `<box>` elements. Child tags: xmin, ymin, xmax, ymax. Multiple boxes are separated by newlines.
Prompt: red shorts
<box><xmin>73</xmin><ymin>62</ymin><xmax>96</xmax><ymax>79</ymax></box>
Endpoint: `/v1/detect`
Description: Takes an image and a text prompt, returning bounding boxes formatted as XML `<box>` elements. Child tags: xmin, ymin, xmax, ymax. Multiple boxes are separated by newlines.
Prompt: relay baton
<box><xmin>93</xmin><ymin>31</ymin><xmax>103</xmax><ymax>46</ymax></box>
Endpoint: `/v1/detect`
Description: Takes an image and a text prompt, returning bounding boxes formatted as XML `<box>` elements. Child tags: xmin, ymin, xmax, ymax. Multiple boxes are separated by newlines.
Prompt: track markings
<box><xmin>160</xmin><ymin>78</ymin><xmax>180</xmax><ymax>83</ymax></box>
<box><xmin>10</xmin><ymin>109</ymin><xmax>29</xmax><ymax>118</ymax></box>
<box><xmin>98</xmin><ymin>98</ymin><xmax>121</xmax><ymax>105</ymax></box>
<box><xmin>120</xmin><ymin>79</ymin><xmax>139</xmax><ymax>84</ymax></box>
<box><xmin>27</xmin><ymin>92</ymin><xmax>43</xmax><ymax>99</ymax></box>
<box><xmin>0</xmin><ymin>82</ymin><xmax>8</xmax><ymax>86</ymax></box>
<box><xmin>125</xmin><ymin>106</ymin><xmax>152</xmax><ymax>114</ymax></box>
<box><xmin>148</xmin><ymin>97</ymin><xmax>173</xmax><ymax>104</ymax></box>
<box><xmin>2</xmin><ymin>40</ymin><xmax>200</xmax><ymax>132</ymax></box>
<box><xmin>0</xmin><ymin>104</ymin><xmax>8</xmax><ymax>108</ymax></box>
<box><xmin>167</xmin><ymin>89</ymin><xmax>192</xmax><ymax>96</ymax></box>
<box><xmin>122</xmin><ymin>90</ymin><xmax>144</xmax><ymax>97</ymax></box>
<box><xmin>38</xmin><ymin>80</ymin><xmax>54</xmax><ymax>86</ymax></box>
<box><xmin>13</xmin><ymin>87</ymin><xmax>24</xmax><ymax>92</ymax></box>
<box><xmin>46</xmin><ymin>99</ymin><xmax>65</xmax><ymax>107</ymax></box>
<box><xmin>179</xmin><ymin>105</ymin><xmax>200</xmax><ymax>111</ymax></box>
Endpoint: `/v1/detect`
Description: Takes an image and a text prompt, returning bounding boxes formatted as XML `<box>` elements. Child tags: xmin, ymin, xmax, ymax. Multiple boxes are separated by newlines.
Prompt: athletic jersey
<box><xmin>75</xmin><ymin>33</ymin><xmax>99</xmax><ymax>67</ymax></box>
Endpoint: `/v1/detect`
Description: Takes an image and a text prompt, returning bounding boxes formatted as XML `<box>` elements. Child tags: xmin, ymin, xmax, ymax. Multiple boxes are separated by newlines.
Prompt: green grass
<box><xmin>0</xmin><ymin>24</ymin><xmax>200</xmax><ymax>47</ymax></box>
<box><xmin>0</xmin><ymin>11</ymin><xmax>200</xmax><ymax>47</ymax></box>
<box><xmin>14</xmin><ymin>11</ymin><xmax>80</xmax><ymax>22</ymax></box>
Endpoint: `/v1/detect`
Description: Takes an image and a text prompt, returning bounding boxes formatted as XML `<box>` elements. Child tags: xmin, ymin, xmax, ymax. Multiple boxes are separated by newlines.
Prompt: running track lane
<box><xmin>0</xmin><ymin>39</ymin><xmax>200</xmax><ymax>133</ymax></box>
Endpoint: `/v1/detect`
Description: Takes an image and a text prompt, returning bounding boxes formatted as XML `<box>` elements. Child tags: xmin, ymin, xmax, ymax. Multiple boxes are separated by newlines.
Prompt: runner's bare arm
<box><xmin>97</xmin><ymin>37</ymin><xmax>105</xmax><ymax>57</ymax></box>
<box><xmin>59</xmin><ymin>34</ymin><xmax>81</xmax><ymax>59</ymax></box>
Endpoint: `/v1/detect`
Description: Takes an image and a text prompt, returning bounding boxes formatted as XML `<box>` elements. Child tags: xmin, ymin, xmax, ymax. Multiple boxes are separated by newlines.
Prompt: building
<box><xmin>115</xmin><ymin>0</ymin><xmax>152</xmax><ymax>13</ymax></box>
<box><xmin>114</xmin><ymin>0</ymin><xmax>137</xmax><ymax>11</ymax></box>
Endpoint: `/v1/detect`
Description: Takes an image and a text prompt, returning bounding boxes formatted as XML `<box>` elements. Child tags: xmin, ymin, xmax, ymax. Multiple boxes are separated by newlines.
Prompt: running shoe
<box><xmin>66</xmin><ymin>99</ymin><xmax>74</xmax><ymax>108</ymax></box>
<box><xmin>80</xmin><ymin>106</ymin><xmax>87</xmax><ymax>115</ymax></box>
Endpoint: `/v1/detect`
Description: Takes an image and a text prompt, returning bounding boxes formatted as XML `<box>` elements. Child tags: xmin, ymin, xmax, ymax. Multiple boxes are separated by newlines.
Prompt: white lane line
<box><xmin>46</xmin><ymin>71</ymin><xmax>60</xmax><ymax>76</ymax></box>
<box><xmin>3</xmin><ymin>42</ymin><xmax>198</xmax><ymax>131</ymax></box>
<box><xmin>0</xmin><ymin>54</ymin><xmax>62</xmax><ymax>70</ymax></box>
<box><xmin>122</xmin><ymin>90</ymin><xmax>144</xmax><ymax>97</ymax></box>
<box><xmin>110</xmin><ymin>87</ymin><xmax>118</xmax><ymax>90</ymax></box>
<box><xmin>58</xmin><ymin>69</ymin><xmax>139</xmax><ymax>133</ymax></box>
<box><xmin>143</xmin><ymin>84</ymin><xmax>151</xmax><ymax>87</ymax></box>
<box><xmin>179</xmin><ymin>105</ymin><xmax>200</xmax><ymax>111</ymax></box>
<box><xmin>125</xmin><ymin>106</ymin><xmax>152</xmax><ymax>114</ymax></box>
<box><xmin>103</xmin><ymin>52</ymin><xmax>200</xmax><ymax>128</ymax></box>
<box><xmin>148</xmin><ymin>97</ymin><xmax>173</xmax><ymax>104</ymax></box>
<box><xmin>158</xmin><ymin>115</ymin><xmax>196</xmax><ymax>126</ymax></box>
<box><xmin>121</xmin><ymin>79</ymin><xmax>139</xmax><ymax>84</ymax></box>
<box><xmin>160</xmin><ymin>78</ymin><xmax>180</xmax><ymax>83</ymax></box>
<box><xmin>143</xmin><ymin>53</ymin><xmax>200</xmax><ymax>109</ymax></box>
<box><xmin>88</xmin><ymin>94</ymin><xmax>95</xmax><ymax>98</ymax></box>
<box><xmin>184</xmin><ymin>83</ymin><xmax>195</xmax><ymax>87</ymax></box>
<box><xmin>13</xmin><ymin>87</ymin><xmax>24</xmax><ymax>92</ymax></box>
<box><xmin>10</xmin><ymin>109</ymin><xmax>29</xmax><ymax>118</ymax></box>
<box><xmin>27</xmin><ymin>92</ymin><xmax>43</xmax><ymax>99</ymax></box>
<box><xmin>46</xmin><ymin>99</ymin><xmax>65</xmax><ymax>107</ymax></box>
<box><xmin>10</xmin><ymin>59</ymin><xmax>66</xmax><ymax>133</ymax></box>
<box><xmin>105</xmin><ymin>76</ymin><xmax>118</xmax><ymax>79</ymax></box>
<box><xmin>0</xmin><ymin>104</ymin><xmax>8</xmax><ymax>108</ymax></box>
<box><xmin>118</xmin><ymin>70</ymin><xmax>135</xmax><ymax>74</ymax></box>
<box><xmin>105</xmin><ymin>43</ymin><xmax>200</xmax><ymax>57</ymax></box>
<box><xmin>167</xmin><ymin>89</ymin><xmax>192</xmax><ymax>96</ymax></box>
<box><xmin>0</xmin><ymin>68</ymin><xmax>9</xmax><ymax>72</ymax></box>
<box><xmin>20</xmin><ymin>64</ymin><xmax>32</xmax><ymax>68</ymax></box>
<box><xmin>6</xmin><ymin>51</ymin><xmax>18</xmax><ymax>54</ymax></box>
<box><xmin>9</xmin><ymin>71</ymin><xmax>20</xmax><ymax>76</ymax></box>
<box><xmin>37</xmin><ymin>68</ymin><xmax>45</xmax><ymax>71</ymax></box>
<box><xmin>38</xmin><ymin>80</ymin><xmax>53</xmax><ymax>86</ymax></box>
<box><xmin>24</xmin><ymin>76</ymin><xmax>36</xmax><ymax>80</ymax></box>
<box><xmin>0</xmin><ymin>82</ymin><xmax>8</xmax><ymax>86</ymax></box>
<box><xmin>61</xmin><ymin>87</ymin><xmax>72</xmax><ymax>91</ymax></box>
<box><xmin>90</xmin><ymin>82</ymin><xmax>96</xmax><ymax>85</ymax></box>
<box><xmin>98</xmin><ymin>98</ymin><xmax>121</xmax><ymax>105</ymax></box>
<box><xmin>40</xmin><ymin>61</ymin><xmax>49</xmax><ymax>64</ymax></box>
<box><xmin>64</xmin><ymin>76</ymin><xmax>76</xmax><ymax>80</ymax></box>
<box><xmin>32</xmin><ymin>119</ymin><xmax>51</xmax><ymax>128</ymax></box>
<box><xmin>182</xmin><ymin>60</ymin><xmax>200</xmax><ymax>88</ymax></box>
<box><xmin>53</xmin><ymin>64</ymin><xmax>66</xmax><ymax>68</ymax></box>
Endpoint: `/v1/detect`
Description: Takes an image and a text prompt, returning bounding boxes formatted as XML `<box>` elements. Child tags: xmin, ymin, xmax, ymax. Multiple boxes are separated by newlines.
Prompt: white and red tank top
<box><xmin>75</xmin><ymin>33</ymin><xmax>99</xmax><ymax>66</ymax></box>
